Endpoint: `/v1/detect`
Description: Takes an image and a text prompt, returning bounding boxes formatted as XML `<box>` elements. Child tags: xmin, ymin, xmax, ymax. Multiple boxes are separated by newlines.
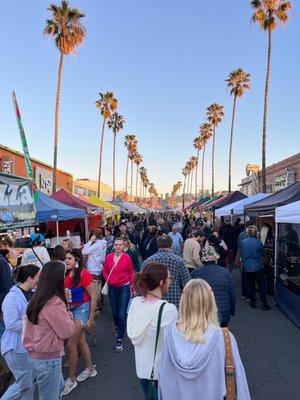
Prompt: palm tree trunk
<box><xmin>125</xmin><ymin>156</ymin><xmax>129</xmax><ymax>196</ymax></box>
<box><xmin>195</xmin><ymin>149</ymin><xmax>199</xmax><ymax>199</ymax></box>
<box><xmin>112</xmin><ymin>132</ymin><xmax>116</xmax><ymax>200</ymax></box>
<box><xmin>182</xmin><ymin>176</ymin><xmax>186</xmax><ymax>211</ymax></box>
<box><xmin>97</xmin><ymin>118</ymin><xmax>106</xmax><ymax>198</ymax></box>
<box><xmin>130</xmin><ymin>159</ymin><xmax>133</xmax><ymax>201</ymax></box>
<box><xmin>228</xmin><ymin>95</ymin><xmax>237</xmax><ymax>193</ymax></box>
<box><xmin>202</xmin><ymin>144</ymin><xmax>206</xmax><ymax>196</ymax></box>
<box><xmin>262</xmin><ymin>28</ymin><xmax>272</xmax><ymax>193</ymax></box>
<box><xmin>52</xmin><ymin>52</ymin><xmax>64</xmax><ymax>194</ymax></box>
<box><xmin>187</xmin><ymin>174</ymin><xmax>190</xmax><ymax>202</ymax></box>
<box><xmin>212</xmin><ymin>126</ymin><xmax>216</xmax><ymax>196</ymax></box>
<box><xmin>190</xmin><ymin>169</ymin><xmax>194</xmax><ymax>201</ymax></box>
<box><xmin>135</xmin><ymin>164</ymin><xmax>138</xmax><ymax>202</ymax></box>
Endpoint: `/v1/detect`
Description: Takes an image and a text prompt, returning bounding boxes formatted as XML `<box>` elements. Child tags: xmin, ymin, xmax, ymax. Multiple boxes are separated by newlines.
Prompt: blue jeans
<box><xmin>108</xmin><ymin>284</ymin><xmax>130</xmax><ymax>340</ymax></box>
<box><xmin>71</xmin><ymin>302</ymin><xmax>90</xmax><ymax>327</ymax></box>
<box><xmin>30</xmin><ymin>358</ymin><xmax>64</xmax><ymax>400</ymax></box>
<box><xmin>2</xmin><ymin>350</ymin><xmax>34</xmax><ymax>400</ymax></box>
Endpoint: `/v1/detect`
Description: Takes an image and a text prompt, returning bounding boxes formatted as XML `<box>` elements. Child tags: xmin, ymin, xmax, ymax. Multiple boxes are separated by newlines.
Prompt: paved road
<box><xmin>66</xmin><ymin>272</ymin><xmax>300</xmax><ymax>400</ymax></box>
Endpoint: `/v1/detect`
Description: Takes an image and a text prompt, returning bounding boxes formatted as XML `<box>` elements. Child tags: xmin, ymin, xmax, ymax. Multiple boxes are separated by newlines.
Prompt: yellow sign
<box><xmin>246</xmin><ymin>164</ymin><xmax>260</xmax><ymax>176</ymax></box>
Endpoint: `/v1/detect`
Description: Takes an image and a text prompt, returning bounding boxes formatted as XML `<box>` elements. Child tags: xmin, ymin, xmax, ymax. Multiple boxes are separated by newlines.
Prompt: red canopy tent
<box><xmin>51</xmin><ymin>189</ymin><xmax>104</xmax><ymax>239</ymax></box>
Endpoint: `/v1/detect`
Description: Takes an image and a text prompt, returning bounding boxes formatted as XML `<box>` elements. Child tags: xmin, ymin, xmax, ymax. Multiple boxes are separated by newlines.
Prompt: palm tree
<box><xmin>193</xmin><ymin>136</ymin><xmax>204</xmax><ymax>198</ymax></box>
<box><xmin>226</xmin><ymin>68</ymin><xmax>251</xmax><ymax>193</ymax></box>
<box><xmin>124</xmin><ymin>134</ymin><xmax>137</xmax><ymax>195</ymax></box>
<box><xmin>133</xmin><ymin>153</ymin><xmax>143</xmax><ymax>202</ymax></box>
<box><xmin>207</xmin><ymin>103</ymin><xmax>224</xmax><ymax>196</ymax></box>
<box><xmin>189</xmin><ymin>156</ymin><xmax>198</xmax><ymax>201</ymax></box>
<box><xmin>182</xmin><ymin>167</ymin><xmax>188</xmax><ymax>210</ymax></box>
<box><xmin>107</xmin><ymin>112</ymin><xmax>125</xmax><ymax>200</ymax></box>
<box><xmin>95</xmin><ymin>92</ymin><xmax>118</xmax><ymax>197</ymax></box>
<box><xmin>139</xmin><ymin>166</ymin><xmax>147</xmax><ymax>199</ymax></box>
<box><xmin>199</xmin><ymin>123</ymin><xmax>213</xmax><ymax>196</ymax></box>
<box><xmin>251</xmin><ymin>0</ymin><xmax>292</xmax><ymax>193</ymax></box>
<box><xmin>44</xmin><ymin>0</ymin><xmax>85</xmax><ymax>193</ymax></box>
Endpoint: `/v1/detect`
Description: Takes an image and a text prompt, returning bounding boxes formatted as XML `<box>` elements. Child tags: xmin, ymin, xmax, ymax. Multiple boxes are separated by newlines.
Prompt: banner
<box><xmin>12</xmin><ymin>91</ymin><xmax>34</xmax><ymax>180</ymax></box>
<box><xmin>0</xmin><ymin>173</ymin><xmax>37</xmax><ymax>230</ymax></box>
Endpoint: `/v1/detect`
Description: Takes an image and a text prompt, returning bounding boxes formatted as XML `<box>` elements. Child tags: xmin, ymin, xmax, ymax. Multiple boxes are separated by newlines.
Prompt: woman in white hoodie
<box><xmin>127</xmin><ymin>263</ymin><xmax>177</xmax><ymax>398</ymax></box>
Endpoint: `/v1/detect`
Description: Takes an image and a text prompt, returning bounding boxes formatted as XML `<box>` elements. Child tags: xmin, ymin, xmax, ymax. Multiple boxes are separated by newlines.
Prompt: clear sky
<box><xmin>0</xmin><ymin>0</ymin><xmax>299</xmax><ymax>195</ymax></box>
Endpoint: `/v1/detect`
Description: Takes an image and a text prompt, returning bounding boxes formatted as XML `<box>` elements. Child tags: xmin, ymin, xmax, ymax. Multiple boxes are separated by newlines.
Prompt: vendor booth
<box><xmin>84</xmin><ymin>195</ymin><xmax>120</xmax><ymax>221</ymax></box>
<box><xmin>210</xmin><ymin>191</ymin><xmax>247</xmax><ymax>211</ymax></box>
<box><xmin>35</xmin><ymin>191</ymin><xmax>85</xmax><ymax>246</ymax></box>
<box><xmin>215</xmin><ymin>193</ymin><xmax>269</xmax><ymax>217</ymax></box>
<box><xmin>275</xmin><ymin>200</ymin><xmax>300</xmax><ymax>328</ymax></box>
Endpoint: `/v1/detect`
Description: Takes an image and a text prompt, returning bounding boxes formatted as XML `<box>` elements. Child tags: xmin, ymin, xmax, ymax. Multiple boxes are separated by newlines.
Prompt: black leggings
<box><xmin>245</xmin><ymin>270</ymin><xmax>268</xmax><ymax>304</ymax></box>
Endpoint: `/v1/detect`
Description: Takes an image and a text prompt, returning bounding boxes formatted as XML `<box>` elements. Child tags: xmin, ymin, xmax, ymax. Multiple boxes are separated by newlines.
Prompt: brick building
<box><xmin>0</xmin><ymin>145</ymin><xmax>73</xmax><ymax>194</ymax></box>
<box><xmin>239</xmin><ymin>153</ymin><xmax>300</xmax><ymax>195</ymax></box>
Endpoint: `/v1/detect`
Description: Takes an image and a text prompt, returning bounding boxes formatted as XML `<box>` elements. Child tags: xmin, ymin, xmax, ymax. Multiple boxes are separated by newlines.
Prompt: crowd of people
<box><xmin>0</xmin><ymin>211</ymin><xmax>274</xmax><ymax>399</ymax></box>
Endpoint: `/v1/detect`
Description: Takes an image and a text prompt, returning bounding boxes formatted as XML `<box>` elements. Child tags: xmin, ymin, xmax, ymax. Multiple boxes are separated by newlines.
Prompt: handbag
<box><xmin>145</xmin><ymin>302</ymin><xmax>166</xmax><ymax>400</ymax></box>
<box><xmin>222</xmin><ymin>328</ymin><xmax>237</xmax><ymax>400</ymax></box>
<box><xmin>101</xmin><ymin>256</ymin><xmax>121</xmax><ymax>295</ymax></box>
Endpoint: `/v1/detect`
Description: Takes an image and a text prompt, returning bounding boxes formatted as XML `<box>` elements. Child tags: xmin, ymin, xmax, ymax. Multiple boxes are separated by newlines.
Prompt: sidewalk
<box><xmin>230</xmin><ymin>271</ymin><xmax>300</xmax><ymax>400</ymax></box>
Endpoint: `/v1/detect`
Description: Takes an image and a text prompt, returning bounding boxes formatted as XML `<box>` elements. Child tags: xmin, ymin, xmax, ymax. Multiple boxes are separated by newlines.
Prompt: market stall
<box><xmin>215</xmin><ymin>193</ymin><xmax>269</xmax><ymax>218</ymax></box>
<box><xmin>35</xmin><ymin>191</ymin><xmax>85</xmax><ymax>246</ymax></box>
<box><xmin>275</xmin><ymin>200</ymin><xmax>300</xmax><ymax>327</ymax></box>
<box><xmin>84</xmin><ymin>195</ymin><xmax>120</xmax><ymax>221</ymax></box>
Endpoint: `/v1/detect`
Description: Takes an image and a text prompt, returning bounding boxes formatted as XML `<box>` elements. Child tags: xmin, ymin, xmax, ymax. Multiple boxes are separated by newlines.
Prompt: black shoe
<box><xmin>261</xmin><ymin>303</ymin><xmax>271</xmax><ymax>311</ymax></box>
<box><xmin>115</xmin><ymin>340</ymin><xmax>123</xmax><ymax>352</ymax></box>
<box><xmin>250</xmin><ymin>302</ymin><xmax>256</xmax><ymax>309</ymax></box>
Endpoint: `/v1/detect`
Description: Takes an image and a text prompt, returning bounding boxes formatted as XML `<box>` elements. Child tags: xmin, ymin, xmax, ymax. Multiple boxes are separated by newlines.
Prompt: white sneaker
<box><xmin>76</xmin><ymin>366</ymin><xmax>97</xmax><ymax>382</ymax></box>
<box><xmin>62</xmin><ymin>379</ymin><xmax>77</xmax><ymax>396</ymax></box>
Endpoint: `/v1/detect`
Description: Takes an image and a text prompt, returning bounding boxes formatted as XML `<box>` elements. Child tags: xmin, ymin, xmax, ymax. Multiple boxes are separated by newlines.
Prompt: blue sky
<box><xmin>0</xmin><ymin>0</ymin><xmax>299</xmax><ymax>195</ymax></box>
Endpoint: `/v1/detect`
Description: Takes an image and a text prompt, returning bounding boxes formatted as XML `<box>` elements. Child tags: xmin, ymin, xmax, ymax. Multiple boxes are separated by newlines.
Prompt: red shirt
<box><xmin>65</xmin><ymin>269</ymin><xmax>93</xmax><ymax>304</ymax></box>
<box><xmin>103</xmin><ymin>253</ymin><xmax>135</xmax><ymax>288</ymax></box>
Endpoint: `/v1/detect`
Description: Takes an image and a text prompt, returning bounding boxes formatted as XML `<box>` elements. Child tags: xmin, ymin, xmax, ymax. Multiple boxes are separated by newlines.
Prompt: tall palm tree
<box><xmin>182</xmin><ymin>167</ymin><xmax>188</xmax><ymax>210</ymax></box>
<box><xmin>193</xmin><ymin>136</ymin><xmax>204</xmax><ymax>198</ymax></box>
<box><xmin>44</xmin><ymin>0</ymin><xmax>85</xmax><ymax>193</ymax></box>
<box><xmin>207</xmin><ymin>103</ymin><xmax>224</xmax><ymax>196</ymax></box>
<box><xmin>251</xmin><ymin>0</ymin><xmax>292</xmax><ymax>193</ymax></box>
<box><xmin>133</xmin><ymin>153</ymin><xmax>143</xmax><ymax>202</ymax></box>
<box><xmin>226</xmin><ymin>68</ymin><xmax>251</xmax><ymax>193</ymax></box>
<box><xmin>139</xmin><ymin>166</ymin><xmax>147</xmax><ymax>199</ymax></box>
<box><xmin>199</xmin><ymin>123</ymin><xmax>213</xmax><ymax>196</ymax></box>
<box><xmin>95</xmin><ymin>92</ymin><xmax>118</xmax><ymax>197</ymax></box>
<box><xmin>107</xmin><ymin>112</ymin><xmax>125</xmax><ymax>200</ymax></box>
<box><xmin>124</xmin><ymin>134</ymin><xmax>137</xmax><ymax>195</ymax></box>
<box><xmin>189</xmin><ymin>156</ymin><xmax>198</xmax><ymax>200</ymax></box>
<box><xmin>129</xmin><ymin>147</ymin><xmax>137</xmax><ymax>201</ymax></box>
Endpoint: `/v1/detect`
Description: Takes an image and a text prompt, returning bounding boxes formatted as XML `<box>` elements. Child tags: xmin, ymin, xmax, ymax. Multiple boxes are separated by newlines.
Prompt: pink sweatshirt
<box><xmin>23</xmin><ymin>295</ymin><xmax>75</xmax><ymax>359</ymax></box>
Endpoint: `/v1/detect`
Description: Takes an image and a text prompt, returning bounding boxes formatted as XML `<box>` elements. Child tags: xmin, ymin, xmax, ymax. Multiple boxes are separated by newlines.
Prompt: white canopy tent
<box><xmin>215</xmin><ymin>193</ymin><xmax>269</xmax><ymax>217</ymax></box>
<box><xmin>275</xmin><ymin>200</ymin><xmax>300</xmax><ymax>224</ymax></box>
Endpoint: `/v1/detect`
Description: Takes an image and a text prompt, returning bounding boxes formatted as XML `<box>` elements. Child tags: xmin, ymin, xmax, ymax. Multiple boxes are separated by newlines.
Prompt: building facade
<box><xmin>73</xmin><ymin>179</ymin><xmax>112</xmax><ymax>201</ymax></box>
<box><xmin>239</xmin><ymin>153</ymin><xmax>300</xmax><ymax>195</ymax></box>
<box><xmin>0</xmin><ymin>145</ymin><xmax>73</xmax><ymax>194</ymax></box>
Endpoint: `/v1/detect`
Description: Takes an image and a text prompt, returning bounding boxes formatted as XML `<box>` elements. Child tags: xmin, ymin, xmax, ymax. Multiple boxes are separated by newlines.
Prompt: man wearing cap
<box><xmin>197</xmin><ymin>220</ymin><xmax>211</xmax><ymax>239</ymax></box>
<box><xmin>21</xmin><ymin>233</ymin><xmax>50</xmax><ymax>268</ymax></box>
<box><xmin>191</xmin><ymin>246</ymin><xmax>236</xmax><ymax>327</ymax></box>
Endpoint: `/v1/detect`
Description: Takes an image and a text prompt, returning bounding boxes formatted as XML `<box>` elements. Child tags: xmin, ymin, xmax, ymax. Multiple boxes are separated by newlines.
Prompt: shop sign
<box><xmin>274</xmin><ymin>167</ymin><xmax>296</xmax><ymax>191</ymax></box>
<box><xmin>2</xmin><ymin>160</ymin><xmax>13</xmax><ymax>175</ymax></box>
<box><xmin>246</xmin><ymin>164</ymin><xmax>260</xmax><ymax>176</ymax></box>
<box><xmin>0</xmin><ymin>173</ymin><xmax>37</xmax><ymax>230</ymax></box>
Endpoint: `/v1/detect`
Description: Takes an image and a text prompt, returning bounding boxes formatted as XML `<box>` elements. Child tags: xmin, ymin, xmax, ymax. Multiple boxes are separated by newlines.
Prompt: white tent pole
<box><xmin>84</xmin><ymin>216</ymin><xmax>89</xmax><ymax>243</ymax></box>
<box><xmin>274</xmin><ymin>221</ymin><xmax>279</xmax><ymax>305</ymax></box>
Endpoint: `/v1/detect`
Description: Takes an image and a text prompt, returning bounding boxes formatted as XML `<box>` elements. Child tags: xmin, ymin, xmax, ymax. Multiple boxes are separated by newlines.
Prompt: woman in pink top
<box><xmin>103</xmin><ymin>238</ymin><xmax>135</xmax><ymax>352</ymax></box>
<box><xmin>24</xmin><ymin>261</ymin><xmax>75</xmax><ymax>400</ymax></box>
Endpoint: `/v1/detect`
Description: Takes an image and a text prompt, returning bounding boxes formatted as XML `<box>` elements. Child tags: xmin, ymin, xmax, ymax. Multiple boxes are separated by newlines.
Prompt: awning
<box><xmin>52</xmin><ymin>189</ymin><xmax>103</xmax><ymax>215</ymax></box>
<box><xmin>215</xmin><ymin>193</ymin><xmax>269</xmax><ymax>217</ymax></box>
<box><xmin>35</xmin><ymin>191</ymin><xmax>85</xmax><ymax>222</ymax></box>
<box><xmin>275</xmin><ymin>200</ymin><xmax>300</xmax><ymax>224</ymax></box>
<box><xmin>245</xmin><ymin>182</ymin><xmax>300</xmax><ymax>215</ymax></box>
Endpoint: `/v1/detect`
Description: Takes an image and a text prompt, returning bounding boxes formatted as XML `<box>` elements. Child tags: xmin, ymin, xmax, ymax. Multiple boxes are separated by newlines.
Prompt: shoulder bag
<box><xmin>31</xmin><ymin>248</ymin><xmax>44</xmax><ymax>267</ymax></box>
<box><xmin>222</xmin><ymin>328</ymin><xmax>237</xmax><ymax>400</ymax></box>
<box><xmin>146</xmin><ymin>302</ymin><xmax>166</xmax><ymax>400</ymax></box>
<box><xmin>101</xmin><ymin>255</ymin><xmax>122</xmax><ymax>295</ymax></box>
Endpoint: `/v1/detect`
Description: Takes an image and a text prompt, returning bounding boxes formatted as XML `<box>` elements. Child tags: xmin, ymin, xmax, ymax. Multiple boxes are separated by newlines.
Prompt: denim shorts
<box><xmin>71</xmin><ymin>302</ymin><xmax>90</xmax><ymax>326</ymax></box>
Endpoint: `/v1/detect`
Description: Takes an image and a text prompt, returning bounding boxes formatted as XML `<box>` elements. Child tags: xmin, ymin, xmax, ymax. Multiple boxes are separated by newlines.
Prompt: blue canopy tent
<box><xmin>35</xmin><ymin>191</ymin><xmax>86</xmax><ymax>242</ymax></box>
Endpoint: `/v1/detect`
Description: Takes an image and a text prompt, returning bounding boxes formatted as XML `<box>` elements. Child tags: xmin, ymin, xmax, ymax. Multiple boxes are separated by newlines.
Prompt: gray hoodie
<box><xmin>159</xmin><ymin>322</ymin><xmax>251</xmax><ymax>400</ymax></box>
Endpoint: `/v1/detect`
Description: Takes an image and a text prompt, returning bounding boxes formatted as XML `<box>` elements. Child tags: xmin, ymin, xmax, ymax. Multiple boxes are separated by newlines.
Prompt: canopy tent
<box><xmin>85</xmin><ymin>195</ymin><xmax>120</xmax><ymax>219</ymax></box>
<box><xmin>188</xmin><ymin>196</ymin><xmax>211</xmax><ymax>210</ymax></box>
<box><xmin>204</xmin><ymin>194</ymin><xmax>228</xmax><ymax>211</ymax></box>
<box><xmin>275</xmin><ymin>200</ymin><xmax>300</xmax><ymax>224</ymax></box>
<box><xmin>215</xmin><ymin>193</ymin><xmax>269</xmax><ymax>217</ymax></box>
<box><xmin>211</xmin><ymin>191</ymin><xmax>247</xmax><ymax>211</ymax></box>
<box><xmin>245</xmin><ymin>182</ymin><xmax>300</xmax><ymax>215</ymax></box>
<box><xmin>112</xmin><ymin>201</ymin><xmax>146</xmax><ymax>214</ymax></box>
<box><xmin>35</xmin><ymin>191</ymin><xmax>86</xmax><ymax>222</ymax></box>
<box><xmin>52</xmin><ymin>189</ymin><xmax>103</xmax><ymax>215</ymax></box>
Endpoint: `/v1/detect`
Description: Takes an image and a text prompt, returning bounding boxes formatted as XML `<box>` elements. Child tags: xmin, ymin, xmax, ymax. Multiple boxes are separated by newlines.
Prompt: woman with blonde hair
<box><xmin>159</xmin><ymin>279</ymin><xmax>250</xmax><ymax>400</ymax></box>
<box><xmin>61</xmin><ymin>238</ymin><xmax>74</xmax><ymax>252</ymax></box>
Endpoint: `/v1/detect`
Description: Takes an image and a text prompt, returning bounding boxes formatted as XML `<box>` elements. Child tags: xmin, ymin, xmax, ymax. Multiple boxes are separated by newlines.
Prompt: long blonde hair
<box><xmin>178</xmin><ymin>279</ymin><xmax>219</xmax><ymax>343</ymax></box>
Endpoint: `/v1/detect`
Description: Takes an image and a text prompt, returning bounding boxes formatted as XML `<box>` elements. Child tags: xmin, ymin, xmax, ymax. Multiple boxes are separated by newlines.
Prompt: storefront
<box><xmin>275</xmin><ymin>201</ymin><xmax>300</xmax><ymax>328</ymax></box>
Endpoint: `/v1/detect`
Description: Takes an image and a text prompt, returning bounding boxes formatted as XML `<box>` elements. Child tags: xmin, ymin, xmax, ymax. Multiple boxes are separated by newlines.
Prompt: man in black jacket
<box><xmin>0</xmin><ymin>254</ymin><xmax>13</xmax><ymax>336</ymax></box>
<box><xmin>191</xmin><ymin>246</ymin><xmax>236</xmax><ymax>327</ymax></box>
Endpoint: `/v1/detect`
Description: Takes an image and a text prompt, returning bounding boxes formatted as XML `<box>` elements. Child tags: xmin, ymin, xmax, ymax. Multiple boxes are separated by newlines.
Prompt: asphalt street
<box><xmin>66</xmin><ymin>271</ymin><xmax>300</xmax><ymax>400</ymax></box>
